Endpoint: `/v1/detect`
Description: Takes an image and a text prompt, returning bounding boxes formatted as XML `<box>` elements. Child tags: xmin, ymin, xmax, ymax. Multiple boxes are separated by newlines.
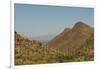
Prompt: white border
<box><xmin>0</xmin><ymin>0</ymin><xmax>11</xmax><ymax>69</ymax></box>
<box><xmin>11</xmin><ymin>0</ymin><xmax>14</xmax><ymax>69</ymax></box>
<box><xmin>11</xmin><ymin>0</ymin><xmax>96</xmax><ymax>69</ymax></box>
<box><xmin>14</xmin><ymin>0</ymin><xmax>95</xmax><ymax>8</ymax></box>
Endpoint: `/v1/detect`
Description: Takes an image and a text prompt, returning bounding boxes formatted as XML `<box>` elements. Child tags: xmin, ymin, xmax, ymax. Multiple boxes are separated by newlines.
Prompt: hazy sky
<box><xmin>15</xmin><ymin>4</ymin><xmax>94</xmax><ymax>37</ymax></box>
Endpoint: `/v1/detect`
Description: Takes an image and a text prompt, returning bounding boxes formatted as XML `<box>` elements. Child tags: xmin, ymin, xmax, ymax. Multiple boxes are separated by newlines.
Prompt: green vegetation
<box><xmin>15</xmin><ymin>38</ymin><xmax>94</xmax><ymax>65</ymax></box>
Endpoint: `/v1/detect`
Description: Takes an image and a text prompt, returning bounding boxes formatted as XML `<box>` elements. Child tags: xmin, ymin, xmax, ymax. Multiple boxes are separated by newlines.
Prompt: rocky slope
<box><xmin>48</xmin><ymin>21</ymin><xmax>94</xmax><ymax>57</ymax></box>
<box><xmin>15</xmin><ymin>21</ymin><xmax>94</xmax><ymax>65</ymax></box>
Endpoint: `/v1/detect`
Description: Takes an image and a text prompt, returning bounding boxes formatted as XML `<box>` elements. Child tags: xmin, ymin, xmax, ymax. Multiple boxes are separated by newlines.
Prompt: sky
<box><xmin>15</xmin><ymin>4</ymin><xmax>94</xmax><ymax>38</ymax></box>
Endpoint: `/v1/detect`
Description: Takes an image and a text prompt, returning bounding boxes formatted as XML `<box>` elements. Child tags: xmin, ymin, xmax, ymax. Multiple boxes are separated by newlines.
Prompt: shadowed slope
<box><xmin>48</xmin><ymin>22</ymin><xmax>94</xmax><ymax>57</ymax></box>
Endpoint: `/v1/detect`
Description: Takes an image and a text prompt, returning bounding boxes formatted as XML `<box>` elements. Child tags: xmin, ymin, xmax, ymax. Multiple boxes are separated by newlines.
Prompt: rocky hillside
<box><xmin>15</xmin><ymin>32</ymin><xmax>66</xmax><ymax>65</ymax></box>
<box><xmin>15</xmin><ymin>21</ymin><xmax>94</xmax><ymax>65</ymax></box>
<box><xmin>48</xmin><ymin>21</ymin><xmax>94</xmax><ymax>58</ymax></box>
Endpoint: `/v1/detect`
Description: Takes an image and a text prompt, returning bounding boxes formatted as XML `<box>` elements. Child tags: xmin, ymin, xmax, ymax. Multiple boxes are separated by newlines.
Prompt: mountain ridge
<box><xmin>48</xmin><ymin>22</ymin><xmax>94</xmax><ymax>57</ymax></box>
<box><xmin>15</xmin><ymin>21</ymin><xmax>94</xmax><ymax>65</ymax></box>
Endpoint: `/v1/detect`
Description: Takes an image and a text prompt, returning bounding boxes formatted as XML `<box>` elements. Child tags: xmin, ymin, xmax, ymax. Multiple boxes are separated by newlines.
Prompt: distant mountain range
<box><xmin>15</xmin><ymin>21</ymin><xmax>94</xmax><ymax>65</ymax></box>
<box><xmin>31</xmin><ymin>34</ymin><xmax>56</xmax><ymax>44</ymax></box>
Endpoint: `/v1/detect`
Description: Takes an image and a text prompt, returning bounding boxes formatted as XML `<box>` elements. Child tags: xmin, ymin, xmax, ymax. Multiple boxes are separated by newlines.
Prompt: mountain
<box><xmin>15</xmin><ymin>21</ymin><xmax>94</xmax><ymax>65</ymax></box>
<box><xmin>48</xmin><ymin>21</ymin><xmax>94</xmax><ymax>57</ymax></box>
<box><xmin>15</xmin><ymin>32</ymin><xmax>66</xmax><ymax>65</ymax></box>
<box><xmin>31</xmin><ymin>34</ymin><xmax>56</xmax><ymax>44</ymax></box>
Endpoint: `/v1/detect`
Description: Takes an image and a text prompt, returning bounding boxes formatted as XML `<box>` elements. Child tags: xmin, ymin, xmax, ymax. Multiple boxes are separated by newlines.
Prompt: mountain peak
<box><xmin>75</xmin><ymin>21</ymin><xmax>85</xmax><ymax>25</ymax></box>
<box><xmin>73</xmin><ymin>21</ymin><xmax>91</xmax><ymax>29</ymax></box>
<box><xmin>63</xmin><ymin>28</ymin><xmax>71</xmax><ymax>32</ymax></box>
<box><xmin>72</xmin><ymin>21</ymin><xmax>92</xmax><ymax>32</ymax></box>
